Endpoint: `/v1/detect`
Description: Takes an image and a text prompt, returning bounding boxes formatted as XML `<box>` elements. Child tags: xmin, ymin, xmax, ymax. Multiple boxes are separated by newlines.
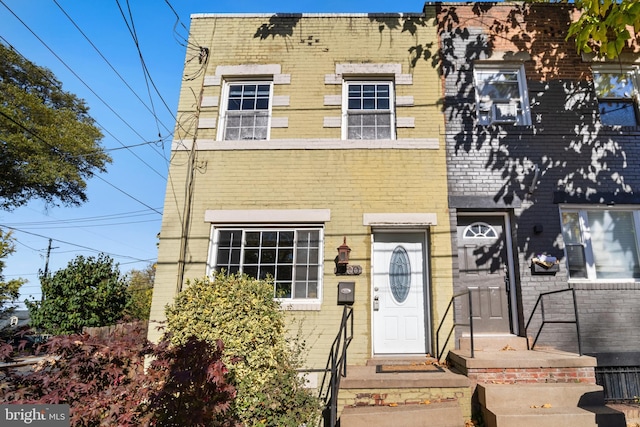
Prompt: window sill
<box><xmin>278</xmin><ymin>301</ymin><xmax>322</xmax><ymax>311</ymax></box>
<box><xmin>568</xmin><ymin>280</ymin><xmax>640</xmax><ymax>291</ymax></box>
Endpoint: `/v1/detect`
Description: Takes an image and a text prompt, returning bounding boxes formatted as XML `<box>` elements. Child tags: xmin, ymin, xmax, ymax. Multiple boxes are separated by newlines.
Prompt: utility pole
<box><xmin>42</xmin><ymin>238</ymin><xmax>58</xmax><ymax>302</ymax></box>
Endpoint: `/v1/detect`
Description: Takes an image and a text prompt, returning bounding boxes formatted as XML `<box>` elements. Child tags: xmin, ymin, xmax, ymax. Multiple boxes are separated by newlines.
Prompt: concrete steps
<box><xmin>337</xmin><ymin>357</ymin><xmax>472</xmax><ymax>427</ymax></box>
<box><xmin>478</xmin><ymin>383</ymin><xmax>627</xmax><ymax>427</ymax></box>
<box><xmin>340</xmin><ymin>400</ymin><xmax>464</xmax><ymax>427</ymax></box>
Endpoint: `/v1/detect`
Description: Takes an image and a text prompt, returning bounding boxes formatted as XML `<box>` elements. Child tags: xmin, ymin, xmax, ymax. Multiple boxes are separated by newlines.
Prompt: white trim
<box><xmin>205</xmin><ymin>209</ymin><xmax>331</xmax><ymax>223</ymax></box>
<box><xmin>473</xmin><ymin>64</ymin><xmax>531</xmax><ymax>126</ymax></box>
<box><xmin>396</xmin><ymin>74</ymin><xmax>413</xmax><ymax>85</ymax></box>
<box><xmin>336</xmin><ymin>63</ymin><xmax>402</xmax><ymax>76</ymax></box>
<box><xmin>215</xmin><ymin>64</ymin><xmax>281</xmax><ymax>77</ymax></box>
<box><xmin>396</xmin><ymin>96</ymin><xmax>414</xmax><ymax>106</ymax></box>
<box><xmin>204</xmin><ymin>75</ymin><xmax>221</xmax><ymax>86</ymax></box>
<box><xmin>273</xmin><ymin>74</ymin><xmax>291</xmax><ymax>85</ymax></box>
<box><xmin>173</xmin><ymin>138</ymin><xmax>440</xmax><ymax>150</ymax></box>
<box><xmin>323</xmin><ymin>117</ymin><xmax>342</xmax><ymax>128</ymax></box>
<box><xmin>324</xmin><ymin>95</ymin><xmax>342</xmax><ymax>106</ymax></box>
<box><xmin>201</xmin><ymin>96</ymin><xmax>219</xmax><ymax>107</ymax></box>
<box><xmin>217</xmin><ymin>80</ymin><xmax>273</xmax><ymax>141</ymax></box>
<box><xmin>270</xmin><ymin>117</ymin><xmax>289</xmax><ymax>128</ymax></box>
<box><xmin>363</xmin><ymin>213</ymin><xmax>437</xmax><ymax>226</ymax></box>
<box><xmin>396</xmin><ymin>117</ymin><xmax>415</xmax><ymax>128</ymax></box>
<box><xmin>559</xmin><ymin>204</ymin><xmax>640</xmax><ymax>282</ymax></box>
<box><xmin>198</xmin><ymin>118</ymin><xmax>217</xmax><ymax>129</ymax></box>
<box><xmin>207</xmin><ymin>226</ymin><xmax>325</xmax><ymax>308</ymax></box>
<box><xmin>342</xmin><ymin>80</ymin><xmax>396</xmax><ymax>140</ymax></box>
<box><xmin>272</xmin><ymin>95</ymin><xmax>290</xmax><ymax>107</ymax></box>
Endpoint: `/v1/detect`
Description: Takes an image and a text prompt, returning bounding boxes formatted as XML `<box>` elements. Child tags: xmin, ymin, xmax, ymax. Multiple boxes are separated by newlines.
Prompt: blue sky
<box><xmin>0</xmin><ymin>0</ymin><xmax>425</xmax><ymax>305</ymax></box>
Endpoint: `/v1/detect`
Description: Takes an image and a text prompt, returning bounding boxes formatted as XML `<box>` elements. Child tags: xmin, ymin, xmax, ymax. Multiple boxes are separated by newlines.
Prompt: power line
<box><xmin>0</xmin><ymin>1</ymin><xmax>169</xmax><ymax>167</ymax></box>
<box><xmin>0</xmin><ymin>34</ymin><xmax>168</xmax><ymax>180</ymax></box>
<box><xmin>0</xmin><ymin>109</ymin><xmax>162</xmax><ymax>215</ymax></box>
<box><xmin>0</xmin><ymin>224</ymin><xmax>153</xmax><ymax>263</ymax></box>
<box><xmin>52</xmin><ymin>0</ymin><xmax>174</xmax><ymax>137</ymax></box>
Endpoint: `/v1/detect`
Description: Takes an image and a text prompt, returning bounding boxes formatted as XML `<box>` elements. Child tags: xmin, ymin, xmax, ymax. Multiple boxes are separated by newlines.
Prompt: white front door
<box><xmin>372</xmin><ymin>232</ymin><xmax>429</xmax><ymax>354</ymax></box>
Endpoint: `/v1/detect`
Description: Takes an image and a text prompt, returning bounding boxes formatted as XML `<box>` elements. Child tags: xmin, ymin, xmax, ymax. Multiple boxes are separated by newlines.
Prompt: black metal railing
<box><xmin>317</xmin><ymin>305</ymin><xmax>354</xmax><ymax>427</ymax></box>
<box><xmin>436</xmin><ymin>290</ymin><xmax>474</xmax><ymax>361</ymax></box>
<box><xmin>524</xmin><ymin>288</ymin><xmax>582</xmax><ymax>355</ymax></box>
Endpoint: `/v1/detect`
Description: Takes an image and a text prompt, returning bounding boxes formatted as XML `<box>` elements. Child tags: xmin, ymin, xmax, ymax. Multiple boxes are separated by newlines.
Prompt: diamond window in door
<box><xmin>389</xmin><ymin>246</ymin><xmax>411</xmax><ymax>303</ymax></box>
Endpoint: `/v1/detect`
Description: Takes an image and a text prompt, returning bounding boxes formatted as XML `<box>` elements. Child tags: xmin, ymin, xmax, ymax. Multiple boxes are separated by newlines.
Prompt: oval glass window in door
<box><xmin>389</xmin><ymin>246</ymin><xmax>411</xmax><ymax>303</ymax></box>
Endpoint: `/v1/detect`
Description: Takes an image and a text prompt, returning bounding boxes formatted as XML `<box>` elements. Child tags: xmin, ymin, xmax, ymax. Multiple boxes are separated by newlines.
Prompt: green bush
<box><xmin>165</xmin><ymin>273</ymin><xmax>321</xmax><ymax>426</ymax></box>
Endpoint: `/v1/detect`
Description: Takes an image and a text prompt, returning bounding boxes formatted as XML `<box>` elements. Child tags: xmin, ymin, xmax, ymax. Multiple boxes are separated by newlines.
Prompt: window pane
<box><xmin>244</xmin><ymin>265</ymin><xmax>258</xmax><ymax>278</ymax></box>
<box><xmin>276</xmin><ymin>282</ymin><xmax>291</xmax><ymax>298</ymax></box>
<box><xmin>278</xmin><ymin>248</ymin><xmax>294</xmax><ymax>263</ymax></box>
<box><xmin>216</xmin><ymin>228</ymin><xmax>320</xmax><ymax>299</ymax></box>
<box><xmin>566</xmin><ymin>245</ymin><xmax>588</xmax><ymax>278</ymax></box>
<box><xmin>259</xmin><ymin>265</ymin><xmax>275</xmax><ymax>280</ymax></box>
<box><xmin>561</xmin><ymin>212</ymin><xmax>582</xmax><ymax>245</ymax></box>
<box><xmin>599</xmin><ymin>101</ymin><xmax>638</xmax><ymax>126</ymax></box>
<box><xmin>294</xmin><ymin>281</ymin><xmax>307</xmax><ymax>298</ymax></box>
<box><xmin>262</xmin><ymin>231</ymin><xmax>278</xmax><ymax>247</ymax></box>
<box><xmin>280</xmin><ymin>231</ymin><xmax>294</xmax><ymax>246</ymax></box>
<box><xmin>307</xmin><ymin>281</ymin><xmax>318</xmax><ymax>298</ymax></box>
<box><xmin>594</xmin><ymin>72</ymin><xmax>635</xmax><ymax>98</ymax></box>
<box><xmin>277</xmin><ymin>265</ymin><xmax>293</xmax><ymax>281</ymax></box>
<box><xmin>588</xmin><ymin>210</ymin><xmax>640</xmax><ymax>279</ymax></box>
<box><xmin>244</xmin><ymin>249</ymin><xmax>259</xmax><ymax>264</ymax></box>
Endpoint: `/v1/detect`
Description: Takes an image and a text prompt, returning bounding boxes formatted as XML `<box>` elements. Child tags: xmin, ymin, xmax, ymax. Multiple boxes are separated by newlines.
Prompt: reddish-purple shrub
<box><xmin>0</xmin><ymin>323</ymin><xmax>238</xmax><ymax>426</ymax></box>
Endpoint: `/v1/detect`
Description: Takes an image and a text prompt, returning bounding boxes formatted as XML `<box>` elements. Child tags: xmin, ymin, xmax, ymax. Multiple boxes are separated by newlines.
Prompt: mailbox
<box><xmin>337</xmin><ymin>281</ymin><xmax>355</xmax><ymax>305</ymax></box>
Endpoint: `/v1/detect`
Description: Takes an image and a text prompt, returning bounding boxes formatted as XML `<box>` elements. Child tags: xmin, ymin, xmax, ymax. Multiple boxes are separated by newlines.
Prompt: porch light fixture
<box><xmin>337</xmin><ymin>237</ymin><xmax>351</xmax><ymax>265</ymax></box>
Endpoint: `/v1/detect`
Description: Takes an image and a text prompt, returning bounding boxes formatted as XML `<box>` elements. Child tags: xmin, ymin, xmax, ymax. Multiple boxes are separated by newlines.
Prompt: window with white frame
<box><xmin>560</xmin><ymin>207</ymin><xmax>640</xmax><ymax>280</ymax></box>
<box><xmin>344</xmin><ymin>81</ymin><xmax>395</xmax><ymax>139</ymax></box>
<box><xmin>474</xmin><ymin>65</ymin><xmax>530</xmax><ymax>125</ymax></box>
<box><xmin>220</xmin><ymin>82</ymin><xmax>272</xmax><ymax>140</ymax></box>
<box><xmin>593</xmin><ymin>67</ymin><xmax>640</xmax><ymax>126</ymax></box>
<box><xmin>213</xmin><ymin>228</ymin><xmax>322</xmax><ymax>299</ymax></box>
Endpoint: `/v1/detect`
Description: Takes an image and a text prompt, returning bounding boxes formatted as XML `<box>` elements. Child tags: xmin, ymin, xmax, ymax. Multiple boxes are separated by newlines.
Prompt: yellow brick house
<box><xmin>148</xmin><ymin>10</ymin><xmax>453</xmax><ymax>390</ymax></box>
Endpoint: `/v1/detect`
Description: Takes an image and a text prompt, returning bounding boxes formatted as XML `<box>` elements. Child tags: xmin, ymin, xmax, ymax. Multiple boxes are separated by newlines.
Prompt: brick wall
<box><xmin>465</xmin><ymin>367</ymin><xmax>596</xmax><ymax>385</ymax></box>
<box><xmin>149</xmin><ymin>12</ymin><xmax>454</xmax><ymax>371</ymax></box>
<box><xmin>436</xmin><ymin>2</ymin><xmax>640</xmax><ymax>354</ymax></box>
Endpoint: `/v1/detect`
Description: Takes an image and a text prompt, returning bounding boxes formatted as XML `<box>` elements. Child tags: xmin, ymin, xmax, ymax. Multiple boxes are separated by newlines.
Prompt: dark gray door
<box><xmin>456</xmin><ymin>215</ymin><xmax>511</xmax><ymax>334</ymax></box>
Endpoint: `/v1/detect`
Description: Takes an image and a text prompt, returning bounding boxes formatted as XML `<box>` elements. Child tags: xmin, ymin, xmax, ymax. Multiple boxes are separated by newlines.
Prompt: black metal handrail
<box><xmin>435</xmin><ymin>290</ymin><xmax>474</xmax><ymax>361</ymax></box>
<box><xmin>317</xmin><ymin>305</ymin><xmax>354</xmax><ymax>427</ymax></box>
<box><xmin>524</xmin><ymin>287</ymin><xmax>582</xmax><ymax>355</ymax></box>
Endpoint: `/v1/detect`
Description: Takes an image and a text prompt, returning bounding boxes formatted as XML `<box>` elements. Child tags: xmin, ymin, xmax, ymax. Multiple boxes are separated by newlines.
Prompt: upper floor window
<box><xmin>212</xmin><ymin>227</ymin><xmax>322</xmax><ymax>300</ymax></box>
<box><xmin>593</xmin><ymin>67</ymin><xmax>640</xmax><ymax>126</ymax></box>
<box><xmin>220</xmin><ymin>82</ymin><xmax>272</xmax><ymax>140</ymax></box>
<box><xmin>561</xmin><ymin>207</ymin><xmax>640</xmax><ymax>280</ymax></box>
<box><xmin>343</xmin><ymin>81</ymin><xmax>395</xmax><ymax>139</ymax></box>
<box><xmin>474</xmin><ymin>65</ymin><xmax>530</xmax><ymax>126</ymax></box>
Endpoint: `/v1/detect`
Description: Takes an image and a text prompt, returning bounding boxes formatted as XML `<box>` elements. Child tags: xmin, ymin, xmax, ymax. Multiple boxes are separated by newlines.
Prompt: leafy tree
<box><xmin>124</xmin><ymin>263</ymin><xmax>155</xmax><ymax>320</ymax></box>
<box><xmin>0</xmin><ymin>42</ymin><xmax>110</xmax><ymax>210</ymax></box>
<box><xmin>166</xmin><ymin>273</ymin><xmax>321</xmax><ymax>427</ymax></box>
<box><xmin>0</xmin><ymin>229</ymin><xmax>25</xmax><ymax>321</ymax></box>
<box><xmin>531</xmin><ymin>0</ymin><xmax>640</xmax><ymax>58</ymax></box>
<box><xmin>0</xmin><ymin>322</ymin><xmax>239</xmax><ymax>426</ymax></box>
<box><xmin>0</xmin><ymin>230</ymin><xmax>26</xmax><ymax>360</ymax></box>
<box><xmin>27</xmin><ymin>254</ymin><xmax>130</xmax><ymax>335</ymax></box>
